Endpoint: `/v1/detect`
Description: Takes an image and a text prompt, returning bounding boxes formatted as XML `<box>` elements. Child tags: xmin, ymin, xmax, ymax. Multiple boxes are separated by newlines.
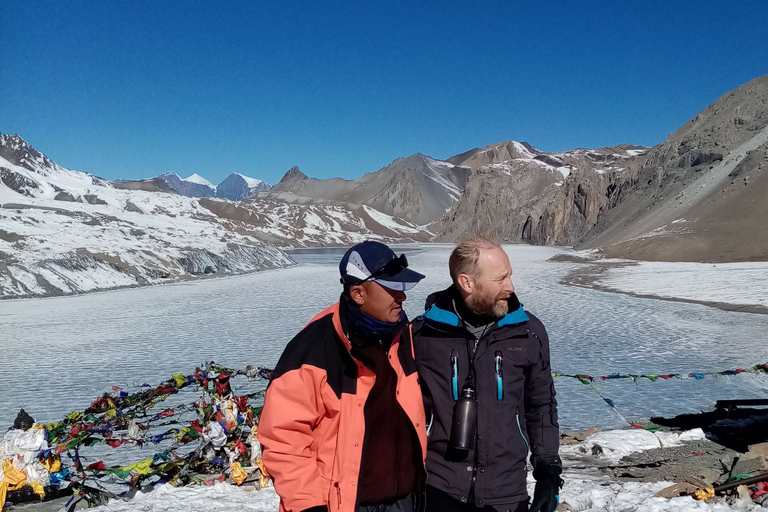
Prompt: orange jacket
<box><xmin>258</xmin><ymin>303</ymin><xmax>427</xmax><ymax>512</ymax></box>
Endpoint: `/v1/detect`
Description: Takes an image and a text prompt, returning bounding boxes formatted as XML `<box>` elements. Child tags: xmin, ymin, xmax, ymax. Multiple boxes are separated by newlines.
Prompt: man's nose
<box><xmin>394</xmin><ymin>290</ymin><xmax>407</xmax><ymax>302</ymax></box>
<box><xmin>504</xmin><ymin>278</ymin><xmax>515</xmax><ymax>294</ymax></box>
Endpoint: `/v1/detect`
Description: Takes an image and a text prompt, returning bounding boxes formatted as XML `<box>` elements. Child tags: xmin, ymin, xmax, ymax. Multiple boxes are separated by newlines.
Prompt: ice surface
<box><xmin>596</xmin><ymin>260</ymin><xmax>768</xmax><ymax>308</ymax></box>
<box><xmin>2</xmin><ymin>245</ymin><xmax>768</xmax><ymax>512</ymax></box>
<box><xmin>3</xmin><ymin>245</ymin><xmax>767</xmax><ymax>433</ymax></box>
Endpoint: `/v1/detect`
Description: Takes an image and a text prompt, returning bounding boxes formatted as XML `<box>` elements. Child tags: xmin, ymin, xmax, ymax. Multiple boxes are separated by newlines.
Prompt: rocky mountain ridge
<box><xmin>437</xmin><ymin>142</ymin><xmax>647</xmax><ymax>245</ymax></box>
<box><xmin>0</xmin><ymin>135</ymin><xmax>295</xmax><ymax>298</ymax></box>
<box><xmin>3</xmin><ymin>72</ymin><xmax>767</xmax><ymax>278</ymax></box>
<box><xmin>267</xmin><ymin>153</ymin><xmax>470</xmax><ymax>226</ymax></box>
<box><xmin>0</xmin><ymin>134</ymin><xmax>437</xmax><ymax>298</ymax></box>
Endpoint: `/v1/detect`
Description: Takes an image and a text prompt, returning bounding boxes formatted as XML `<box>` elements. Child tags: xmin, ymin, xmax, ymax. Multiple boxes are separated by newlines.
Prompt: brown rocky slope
<box><xmin>577</xmin><ymin>74</ymin><xmax>768</xmax><ymax>262</ymax></box>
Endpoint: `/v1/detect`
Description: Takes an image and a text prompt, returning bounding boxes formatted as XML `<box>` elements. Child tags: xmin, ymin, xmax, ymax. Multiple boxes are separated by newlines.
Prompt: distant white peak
<box><xmin>511</xmin><ymin>141</ymin><xmax>538</xmax><ymax>159</ymax></box>
<box><xmin>235</xmin><ymin>173</ymin><xmax>264</xmax><ymax>188</ymax></box>
<box><xmin>184</xmin><ymin>174</ymin><xmax>214</xmax><ymax>187</ymax></box>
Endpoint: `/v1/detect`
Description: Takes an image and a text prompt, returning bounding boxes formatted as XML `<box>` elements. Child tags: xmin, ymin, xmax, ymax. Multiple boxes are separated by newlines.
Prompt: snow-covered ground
<box><xmin>91</xmin><ymin>484</ymin><xmax>280</xmax><ymax>511</ymax></box>
<box><xmin>0</xmin><ymin>141</ymin><xmax>430</xmax><ymax>298</ymax></box>
<box><xmin>0</xmin><ymin>152</ymin><xmax>293</xmax><ymax>298</ymax></box>
<box><xmin>235</xmin><ymin>197</ymin><xmax>431</xmax><ymax>246</ymax></box>
<box><xmin>595</xmin><ymin>260</ymin><xmax>768</xmax><ymax>308</ymax></box>
<box><xmin>89</xmin><ymin>429</ymin><xmax>764</xmax><ymax>512</ymax></box>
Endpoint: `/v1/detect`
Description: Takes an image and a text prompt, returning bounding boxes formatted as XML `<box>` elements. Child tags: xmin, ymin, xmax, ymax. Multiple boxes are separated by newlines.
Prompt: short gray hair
<box><xmin>449</xmin><ymin>237</ymin><xmax>502</xmax><ymax>284</ymax></box>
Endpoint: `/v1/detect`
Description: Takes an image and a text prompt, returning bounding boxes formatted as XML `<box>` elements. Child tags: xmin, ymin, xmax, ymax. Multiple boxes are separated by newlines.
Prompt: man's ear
<box><xmin>349</xmin><ymin>284</ymin><xmax>366</xmax><ymax>306</ymax></box>
<box><xmin>456</xmin><ymin>273</ymin><xmax>473</xmax><ymax>295</ymax></box>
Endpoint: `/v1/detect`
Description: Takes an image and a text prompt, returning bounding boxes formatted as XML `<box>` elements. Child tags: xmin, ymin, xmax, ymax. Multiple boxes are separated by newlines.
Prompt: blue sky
<box><xmin>1</xmin><ymin>1</ymin><xmax>766</xmax><ymax>185</ymax></box>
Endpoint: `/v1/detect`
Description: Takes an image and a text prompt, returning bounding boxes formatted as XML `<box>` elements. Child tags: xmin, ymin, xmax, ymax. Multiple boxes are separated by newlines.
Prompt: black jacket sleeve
<box><xmin>523</xmin><ymin>313</ymin><xmax>560</xmax><ymax>459</ymax></box>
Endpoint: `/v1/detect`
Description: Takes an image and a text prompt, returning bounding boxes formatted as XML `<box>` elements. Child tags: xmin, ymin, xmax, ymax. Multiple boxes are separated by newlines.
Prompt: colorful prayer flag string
<box><xmin>551</xmin><ymin>361</ymin><xmax>768</xmax><ymax>383</ymax></box>
<box><xmin>550</xmin><ymin>361</ymin><xmax>768</xmax><ymax>441</ymax></box>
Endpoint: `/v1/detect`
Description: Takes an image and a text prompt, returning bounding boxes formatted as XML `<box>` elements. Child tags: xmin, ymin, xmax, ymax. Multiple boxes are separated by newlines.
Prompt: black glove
<box><xmin>529</xmin><ymin>455</ymin><xmax>563</xmax><ymax>512</ymax></box>
<box><xmin>301</xmin><ymin>507</ymin><xmax>328</xmax><ymax>512</ymax></box>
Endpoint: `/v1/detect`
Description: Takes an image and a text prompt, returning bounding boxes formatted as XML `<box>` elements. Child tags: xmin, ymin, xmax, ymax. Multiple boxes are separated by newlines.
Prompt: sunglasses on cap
<box><xmin>359</xmin><ymin>253</ymin><xmax>409</xmax><ymax>284</ymax></box>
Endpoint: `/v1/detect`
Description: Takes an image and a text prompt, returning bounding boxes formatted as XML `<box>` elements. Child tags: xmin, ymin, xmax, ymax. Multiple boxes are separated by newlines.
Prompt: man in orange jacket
<box><xmin>258</xmin><ymin>241</ymin><xmax>428</xmax><ymax>512</ymax></box>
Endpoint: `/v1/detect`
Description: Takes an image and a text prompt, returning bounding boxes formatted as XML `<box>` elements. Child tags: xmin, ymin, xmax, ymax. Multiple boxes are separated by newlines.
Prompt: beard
<box><xmin>466</xmin><ymin>289</ymin><xmax>510</xmax><ymax>317</ymax></box>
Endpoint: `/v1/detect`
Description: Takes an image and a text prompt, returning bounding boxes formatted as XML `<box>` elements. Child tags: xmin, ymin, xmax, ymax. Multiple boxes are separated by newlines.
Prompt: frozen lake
<box><xmin>2</xmin><ymin>244</ymin><xmax>768</xmax><ymax>432</ymax></box>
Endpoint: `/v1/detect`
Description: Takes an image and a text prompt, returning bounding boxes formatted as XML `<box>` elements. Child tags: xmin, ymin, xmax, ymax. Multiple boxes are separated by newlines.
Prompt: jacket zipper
<box><xmin>516</xmin><ymin>407</ymin><xmax>530</xmax><ymax>454</ymax></box>
<box><xmin>494</xmin><ymin>351</ymin><xmax>503</xmax><ymax>400</ymax></box>
<box><xmin>468</xmin><ymin>378</ymin><xmax>480</xmax><ymax>504</ymax></box>
<box><xmin>450</xmin><ymin>349</ymin><xmax>459</xmax><ymax>400</ymax></box>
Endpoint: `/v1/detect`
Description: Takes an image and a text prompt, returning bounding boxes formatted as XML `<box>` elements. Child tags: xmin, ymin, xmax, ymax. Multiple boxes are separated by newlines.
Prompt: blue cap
<box><xmin>339</xmin><ymin>241</ymin><xmax>425</xmax><ymax>291</ymax></box>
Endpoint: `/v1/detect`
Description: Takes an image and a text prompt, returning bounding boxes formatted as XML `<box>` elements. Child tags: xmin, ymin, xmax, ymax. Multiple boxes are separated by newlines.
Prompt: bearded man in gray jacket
<box><xmin>412</xmin><ymin>238</ymin><xmax>562</xmax><ymax>512</ymax></box>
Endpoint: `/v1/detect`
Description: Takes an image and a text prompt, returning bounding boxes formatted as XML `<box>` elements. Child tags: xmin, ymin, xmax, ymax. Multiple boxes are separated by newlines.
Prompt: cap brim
<box><xmin>373</xmin><ymin>267</ymin><xmax>425</xmax><ymax>291</ymax></box>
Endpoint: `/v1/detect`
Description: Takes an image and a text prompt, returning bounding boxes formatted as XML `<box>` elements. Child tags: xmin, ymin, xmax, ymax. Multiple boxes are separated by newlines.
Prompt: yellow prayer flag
<box><xmin>230</xmin><ymin>462</ymin><xmax>247</xmax><ymax>485</ymax></box>
<box><xmin>173</xmin><ymin>373</ymin><xmax>186</xmax><ymax>387</ymax></box>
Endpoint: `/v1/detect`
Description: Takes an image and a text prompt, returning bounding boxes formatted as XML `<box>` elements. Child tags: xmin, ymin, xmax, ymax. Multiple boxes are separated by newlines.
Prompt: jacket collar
<box><xmin>307</xmin><ymin>303</ymin><xmax>352</xmax><ymax>351</ymax></box>
<box><xmin>422</xmin><ymin>285</ymin><xmax>528</xmax><ymax>330</ymax></box>
<box><xmin>309</xmin><ymin>302</ymin><xmax>406</xmax><ymax>355</ymax></box>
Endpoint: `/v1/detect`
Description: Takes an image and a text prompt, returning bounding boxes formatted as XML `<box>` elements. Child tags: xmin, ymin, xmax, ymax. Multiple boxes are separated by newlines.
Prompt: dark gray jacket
<box><xmin>412</xmin><ymin>287</ymin><xmax>559</xmax><ymax>507</ymax></box>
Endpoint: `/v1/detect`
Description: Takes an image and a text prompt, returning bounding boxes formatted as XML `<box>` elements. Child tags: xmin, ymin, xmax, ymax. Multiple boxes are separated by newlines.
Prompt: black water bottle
<box><xmin>449</xmin><ymin>385</ymin><xmax>477</xmax><ymax>451</ymax></box>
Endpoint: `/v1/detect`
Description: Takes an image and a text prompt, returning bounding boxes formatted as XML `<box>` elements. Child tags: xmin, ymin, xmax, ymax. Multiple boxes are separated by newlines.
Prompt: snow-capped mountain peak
<box><xmin>154</xmin><ymin>172</ymin><xmax>271</xmax><ymax>200</ymax></box>
<box><xmin>158</xmin><ymin>172</ymin><xmax>216</xmax><ymax>198</ymax></box>
<box><xmin>185</xmin><ymin>173</ymin><xmax>215</xmax><ymax>188</ymax></box>
<box><xmin>236</xmin><ymin>173</ymin><xmax>264</xmax><ymax>188</ymax></box>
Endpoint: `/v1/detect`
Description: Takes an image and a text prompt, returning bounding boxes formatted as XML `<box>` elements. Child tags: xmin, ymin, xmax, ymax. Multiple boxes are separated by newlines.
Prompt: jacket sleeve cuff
<box><xmin>531</xmin><ymin>454</ymin><xmax>563</xmax><ymax>479</ymax></box>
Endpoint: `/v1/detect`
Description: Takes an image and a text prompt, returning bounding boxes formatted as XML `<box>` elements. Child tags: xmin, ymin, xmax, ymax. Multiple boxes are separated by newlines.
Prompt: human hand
<box><xmin>528</xmin><ymin>455</ymin><xmax>563</xmax><ymax>512</ymax></box>
<box><xmin>528</xmin><ymin>475</ymin><xmax>562</xmax><ymax>512</ymax></box>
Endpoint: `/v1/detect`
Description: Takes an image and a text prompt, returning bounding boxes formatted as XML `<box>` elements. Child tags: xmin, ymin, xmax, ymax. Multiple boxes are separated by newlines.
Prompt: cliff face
<box><xmin>577</xmin><ymin>74</ymin><xmax>768</xmax><ymax>262</ymax></box>
<box><xmin>522</xmin><ymin>170</ymin><xmax>628</xmax><ymax>245</ymax></box>
<box><xmin>438</xmin><ymin>144</ymin><xmax>645</xmax><ymax>244</ymax></box>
